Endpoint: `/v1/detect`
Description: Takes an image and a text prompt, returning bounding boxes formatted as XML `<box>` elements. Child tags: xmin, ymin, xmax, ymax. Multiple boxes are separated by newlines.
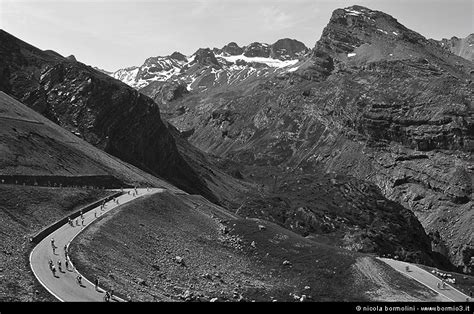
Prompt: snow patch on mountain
<box><xmin>217</xmin><ymin>54</ymin><xmax>298</xmax><ymax>68</ymax></box>
<box><xmin>111</xmin><ymin>39</ymin><xmax>308</xmax><ymax>91</ymax></box>
<box><xmin>113</xmin><ymin>67</ymin><xmax>139</xmax><ymax>86</ymax></box>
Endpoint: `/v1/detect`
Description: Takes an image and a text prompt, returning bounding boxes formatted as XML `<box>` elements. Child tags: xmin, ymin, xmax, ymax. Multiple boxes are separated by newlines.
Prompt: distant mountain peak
<box><xmin>221</xmin><ymin>42</ymin><xmax>243</xmax><ymax>56</ymax></box>
<box><xmin>170</xmin><ymin>51</ymin><xmax>187</xmax><ymax>62</ymax></box>
<box><xmin>306</xmin><ymin>4</ymin><xmax>430</xmax><ymax>72</ymax></box>
<box><xmin>191</xmin><ymin>48</ymin><xmax>221</xmax><ymax>68</ymax></box>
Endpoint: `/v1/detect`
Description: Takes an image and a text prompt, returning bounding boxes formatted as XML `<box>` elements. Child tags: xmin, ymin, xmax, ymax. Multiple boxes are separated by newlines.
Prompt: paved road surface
<box><xmin>379</xmin><ymin>258</ymin><xmax>471</xmax><ymax>302</ymax></box>
<box><xmin>30</xmin><ymin>188</ymin><xmax>162</xmax><ymax>302</ymax></box>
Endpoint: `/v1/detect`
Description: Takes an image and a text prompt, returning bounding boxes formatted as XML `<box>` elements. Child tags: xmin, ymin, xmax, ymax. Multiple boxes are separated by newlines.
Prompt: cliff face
<box><xmin>433</xmin><ymin>34</ymin><xmax>474</xmax><ymax>62</ymax></box>
<box><xmin>0</xmin><ymin>29</ymin><xmax>223</xmax><ymax>202</ymax></box>
<box><xmin>151</xmin><ymin>6</ymin><xmax>473</xmax><ymax>267</ymax></box>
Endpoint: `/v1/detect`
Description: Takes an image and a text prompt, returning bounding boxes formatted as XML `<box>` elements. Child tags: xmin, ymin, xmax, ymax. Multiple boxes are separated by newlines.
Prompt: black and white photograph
<box><xmin>0</xmin><ymin>0</ymin><xmax>472</xmax><ymax>308</ymax></box>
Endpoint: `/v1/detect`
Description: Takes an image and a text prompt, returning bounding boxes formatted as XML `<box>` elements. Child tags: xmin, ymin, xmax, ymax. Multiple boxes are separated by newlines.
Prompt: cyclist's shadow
<box><xmin>76</xmin><ymin>279</ymin><xmax>86</xmax><ymax>288</ymax></box>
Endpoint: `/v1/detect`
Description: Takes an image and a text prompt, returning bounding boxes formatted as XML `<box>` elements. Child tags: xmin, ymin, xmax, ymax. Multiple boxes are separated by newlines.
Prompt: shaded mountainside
<box><xmin>149</xmin><ymin>6</ymin><xmax>474</xmax><ymax>269</ymax></box>
<box><xmin>0</xmin><ymin>29</ymin><xmax>249</xmax><ymax>203</ymax></box>
<box><xmin>234</xmin><ymin>171</ymin><xmax>441</xmax><ymax>266</ymax></box>
<box><xmin>0</xmin><ymin>91</ymin><xmax>177</xmax><ymax>189</ymax></box>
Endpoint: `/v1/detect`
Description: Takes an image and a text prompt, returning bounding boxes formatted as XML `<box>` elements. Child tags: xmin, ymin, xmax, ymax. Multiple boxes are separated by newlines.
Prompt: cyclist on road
<box><xmin>51</xmin><ymin>238</ymin><xmax>56</xmax><ymax>254</ymax></box>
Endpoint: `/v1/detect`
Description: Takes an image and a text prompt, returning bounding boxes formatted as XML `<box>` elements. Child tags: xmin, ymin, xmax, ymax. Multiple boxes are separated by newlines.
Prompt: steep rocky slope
<box><xmin>147</xmin><ymin>6</ymin><xmax>473</xmax><ymax>268</ymax></box>
<box><xmin>0</xmin><ymin>91</ymin><xmax>179</xmax><ymax>189</ymax></box>
<box><xmin>432</xmin><ymin>34</ymin><xmax>474</xmax><ymax>62</ymax></box>
<box><xmin>0</xmin><ymin>29</ymin><xmax>248</xmax><ymax>203</ymax></box>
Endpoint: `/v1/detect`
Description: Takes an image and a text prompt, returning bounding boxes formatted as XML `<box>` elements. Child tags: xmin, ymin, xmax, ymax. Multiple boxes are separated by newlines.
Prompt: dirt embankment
<box><xmin>70</xmin><ymin>191</ymin><xmax>442</xmax><ymax>302</ymax></box>
<box><xmin>352</xmin><ymin>257</ymin><xmax>443</xmax><ymax>302</ymax></box>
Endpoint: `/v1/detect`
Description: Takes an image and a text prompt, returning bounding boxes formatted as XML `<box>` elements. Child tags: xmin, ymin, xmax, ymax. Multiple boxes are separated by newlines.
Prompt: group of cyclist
<box><xmin>49</xmin><ymin>236</ymin><xmax>115</xmax><ymax>302</ymax></box>
<box><xmin>45</xmin><ymin>192</ymin><xmax>138</xmax><ymax>302</ymax></box>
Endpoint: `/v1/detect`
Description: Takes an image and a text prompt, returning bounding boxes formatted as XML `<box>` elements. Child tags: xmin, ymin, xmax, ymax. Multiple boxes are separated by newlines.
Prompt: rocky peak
<box><xmin>243</xmin><ymin>42</ymin><xmax>271</xmax><ymax>58</ymax></box>
<box><xmin>271</xmin><ymin>38</ymin><xmax>309</xmax><ymax>60</ymax></box>
<box><xmin>317</xmin><ymin>5</ymin><xmax>426</xmax><ymax>54</ymax></box>
<box><xmin>221</xmin><ymin>42</ymin><xmax>244</xmax><ymax>56</ymax></box>
<box><xmin>303</xmin><ymin>5</ymin><xmax>437</xmax><ymax>80</ymax></box>
<box><xmin>191</xmin><ymin>48</ymin><xmax>221</xmax><ymax>68</ymax></box>
<box><xmin>66</xmin><ymin>54</ymin><xmax>77</xmax><ymax>62</ymax></box>
<box><xmin>170</xmin><ymin>51</ymin><xmax>187</xmax><ymax>62</ymax></box>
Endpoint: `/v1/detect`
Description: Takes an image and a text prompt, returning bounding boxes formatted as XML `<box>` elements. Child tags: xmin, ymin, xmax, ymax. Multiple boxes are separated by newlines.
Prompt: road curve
<box><xmin>29</xmin><ymin>188</ymin><xmax>471</xmax><ymax>302</ymax></box>
<box><xmin>30</xmin><ymin>188</ymin><xmax>162</xmax><ymax>302</ymax></box>
<box><xmin>378</xmin><ymin>258</ymin><xmax>471</xmax><ymax>302</ymax></box>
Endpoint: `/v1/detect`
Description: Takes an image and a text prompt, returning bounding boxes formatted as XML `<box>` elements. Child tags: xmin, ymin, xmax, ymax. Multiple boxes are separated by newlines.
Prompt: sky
<box><xmin>1</xmin><ymin>0</ymin><xmax>473</xmax><ymax>72</ymax></box>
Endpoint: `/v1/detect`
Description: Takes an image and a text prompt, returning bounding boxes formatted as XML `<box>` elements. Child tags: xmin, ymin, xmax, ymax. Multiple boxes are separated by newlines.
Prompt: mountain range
<box><xmin>0</xmin><ymin>4</ymin><xmax>472</xmax><ymax>281</ymax></box>
<box><xmin>107</xmin><ymin>5</ymin><xmax>473</xmax><ymax>270</ymax></box>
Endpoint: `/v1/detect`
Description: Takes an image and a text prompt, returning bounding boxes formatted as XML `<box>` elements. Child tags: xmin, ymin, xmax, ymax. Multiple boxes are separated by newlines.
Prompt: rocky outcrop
<box><xmin>220</xmin><ymin>42</ymin><xmax>244</xmax><ymax>56</ymax></box>
<box><xmin>170</xmin><ymin>51</ymin><xmax>187</xmax><ymax>62</ymax></box>
<box><xmin>66</xmin><ymin>55</ymin><xmax>77</xmax><ymax>62</ymax></box>
<box><xmin>433</xmin><ymin>34</ymin><xmax>474</xmax><ymax>62</ymax></box>
<box><xmin>191</xmin><ymin>48</ymin><xmax>221</xmax><ymax>68</ymax></box>
<box><xmin>243</xmin><ymin>42</ymin><xmax>272</xmax><ymax>58</ymax></box>
<box><xmin>236</xmin><ymin>172</ymin><xmax>448</xmax><ymax>267</ymax></box>
<box><xmin>271</xmin><ymin>38</ymin><xmax>309</xmax><ymax>60</ymax></box>
<box><xmin>140</xmin><ymin>81</ymin><xmax>189</xmax><ymax>104</ymax></box>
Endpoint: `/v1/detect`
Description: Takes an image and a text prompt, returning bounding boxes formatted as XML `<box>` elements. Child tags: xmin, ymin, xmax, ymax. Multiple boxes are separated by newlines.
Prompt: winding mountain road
<box><xmin>378</xmin><ymin>258</ymin><xmax>470</xmax><ymax>302</ymax></box>
<box><xmin>29</xmin><ymin>188</ymin><xmax>162</xmax><ymax>302</ymax></box>
<box><xmin>29</xmin><ymin>186</ymin><xmax>471</xmax><ymax>302</ymax></box>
